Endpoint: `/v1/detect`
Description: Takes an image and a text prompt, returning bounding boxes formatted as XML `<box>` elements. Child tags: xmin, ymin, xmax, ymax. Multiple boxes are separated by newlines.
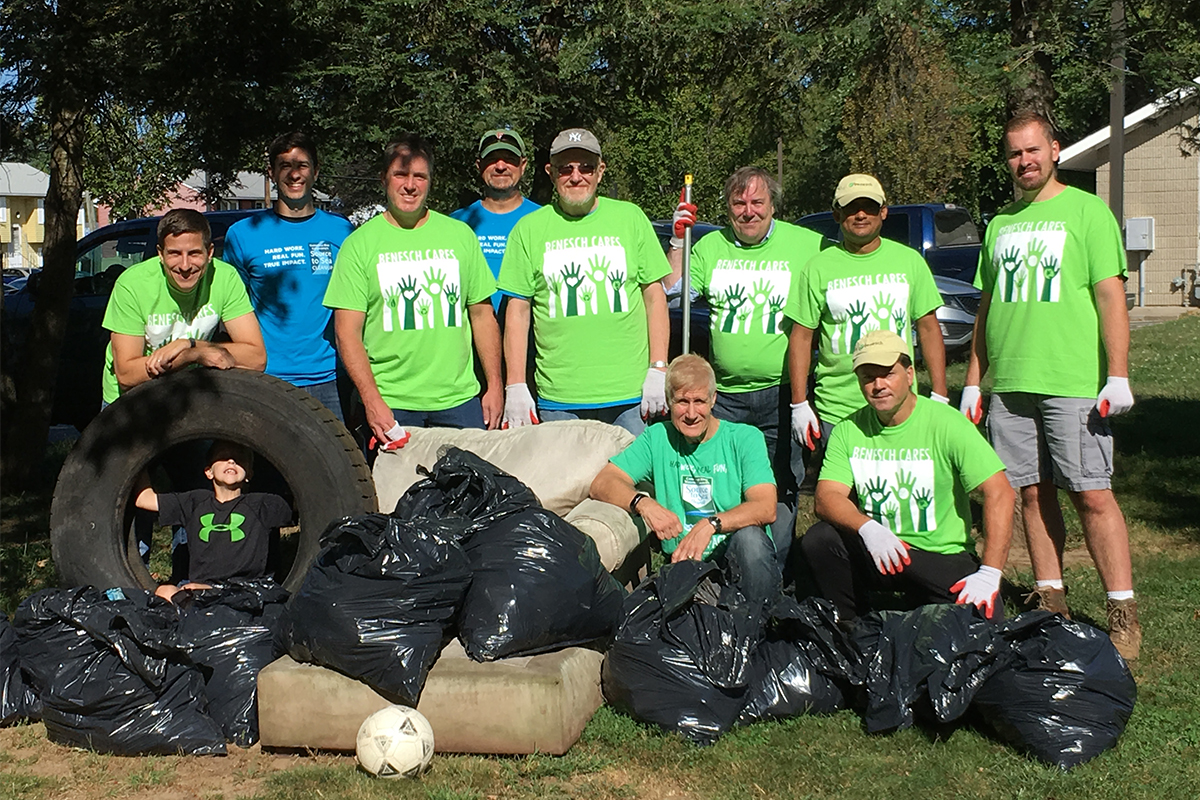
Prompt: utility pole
<box><xmin>1109</xmin><ymin>0</ymin><xmax>1126</xmax><ymax>228</ymax></box>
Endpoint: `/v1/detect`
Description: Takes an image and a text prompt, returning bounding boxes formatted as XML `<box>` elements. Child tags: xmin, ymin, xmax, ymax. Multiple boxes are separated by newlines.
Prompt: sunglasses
<box><xmin>554</xmin><ymin>162</ymin><xmax>598</xmax><ymax>177</ymax></box>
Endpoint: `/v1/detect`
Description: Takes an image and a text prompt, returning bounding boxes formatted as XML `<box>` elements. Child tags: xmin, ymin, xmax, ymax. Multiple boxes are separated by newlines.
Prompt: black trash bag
<box><xmin>12</xmin><ymin>587</ymin><xmax>225</xmax><ymax>755</ymax></box>
<box><xmin>393</xmin><ymin>447</ymin><xmax>625</xmax><ymax>661</ymax></box>
<box><xmin>392</xmin><ymin>446</ymin><xmax>539</xmax><ymax>526</ymax></box>
<box><xmin>1</xmin><ymin>611</ymin><xmax>41</xmax><ymax>726</ymax></box>
<box><xmin>602</xmin><ymin>560</ymin><xmax>759</xmax><ymax>745</ymax></box>
<box><xmin>972</xmin><ymin>611</ymin><xmax>1137</xmax><ymax>769</ymax></box>
<box><xmin>737</xmin><ymin>597</ymin><xmax>854</xmax><ymax>724</ymax></box>
<box><xmin>854</xmin><ymin>603</ymin><xmax>1003</xmax><ymax>734</ymax></box>
<box><xmin>276</xmin><ymin>513</ymin><xmax>472</xmax><ymax>705</ymax></box>
<box><xmin>177</xmin><ymin>579</ymin><xmax>289</xmax><ymax>747</ymax></box>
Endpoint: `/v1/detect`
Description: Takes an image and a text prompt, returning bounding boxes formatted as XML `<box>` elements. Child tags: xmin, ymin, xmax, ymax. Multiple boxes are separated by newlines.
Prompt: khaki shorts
<box><xmin>986</xmin><ymin>392</ymin><xmax>1114</xmax><ymax>492</ymax></box>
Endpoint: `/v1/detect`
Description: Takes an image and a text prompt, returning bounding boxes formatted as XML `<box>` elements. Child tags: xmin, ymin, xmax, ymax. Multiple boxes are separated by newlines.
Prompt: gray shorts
<box><xmin>986</xmin><ymin>392</ymin><xmax>1114</xmax><ymax>492</ymax></box>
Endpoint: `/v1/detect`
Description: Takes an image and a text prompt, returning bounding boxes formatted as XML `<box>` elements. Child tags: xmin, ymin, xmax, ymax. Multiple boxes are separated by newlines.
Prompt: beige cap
<box><xmin>852</xmin><ymin>329</ymin><xmax>908</xmax><ymax>370</ymax></box>
<box><xmin>834</xmin><ymin>173</ymin><xmax>886</xmax><ymax>208</ymax></box>
<box><xmin>549</xmin><ymin>128</ymin><xmax>602</xmax><ymax>158</ymax></box>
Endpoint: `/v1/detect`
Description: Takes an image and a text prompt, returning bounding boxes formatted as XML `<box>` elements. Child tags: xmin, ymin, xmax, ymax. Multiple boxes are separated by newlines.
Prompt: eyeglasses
<box><xmin>554</xmin><ymin>162</ymin><xmax>598</xmax><ymax>177</ymax></box>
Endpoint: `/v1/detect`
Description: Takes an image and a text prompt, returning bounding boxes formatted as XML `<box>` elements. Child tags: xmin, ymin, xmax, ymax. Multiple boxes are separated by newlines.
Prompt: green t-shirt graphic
<box><xmin>610</xmin><ymin>420</ymin><xmax>776</xmax><ymax>558</ymax></box>
<box><xmin>497</xmin><ymin>198</ymin><xmax>671</xmax><ymax>405</ymax></box>
<box><xmin>974</xmin><ymin>186</ymin><xmax>1126</xmax><ymax>398</ymax></box>
<box><xmin>101</xmin><ymin>257</ymin><xmax>255</xmax><ymax>403</ymax></box>
<box><xmin>819</xmin><ymin>397</ymin><xmax>1005</xmax><ymax>554</ymax></box>
<box><xmin>323</xmin><ymin>212</ymin><xmax>496</xmax><ymax>410</ymax></box>
<box><xmin>784</xmin><ymin>238</ymin><xmax>942</xmax><ymax>424</ymax></box>
<box><xmin>691</xmin><ymin>221</ymin><xmax>826</xmax><ymax>393</ymax></box>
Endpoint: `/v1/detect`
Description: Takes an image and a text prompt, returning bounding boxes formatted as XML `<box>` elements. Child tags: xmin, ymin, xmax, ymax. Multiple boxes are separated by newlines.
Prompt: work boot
<box><xmin>1024</xmin><ymin>586</ymin><xmax>1071</xmax><ymax>618</ymax></box>
<box><xmin>1107</xmin><ymin>598</ymin><xmax>1142</xmax><ymax>661</ymax></box>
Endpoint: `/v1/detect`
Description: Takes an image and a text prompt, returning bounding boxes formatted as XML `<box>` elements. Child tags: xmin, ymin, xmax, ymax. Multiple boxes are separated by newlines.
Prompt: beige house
<box><xmin>0</xmin><ymin>162</ymin><xmax>95</xmax><ymax>272</ymax></box>
<box><xmin>1059</xmin><ymin>80</ymin><xmax>1200</xmax><ymax>308</ymax></box>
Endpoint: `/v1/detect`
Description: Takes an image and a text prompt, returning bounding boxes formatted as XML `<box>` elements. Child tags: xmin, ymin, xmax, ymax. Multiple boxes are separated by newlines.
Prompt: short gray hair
<box><xmin>666</xmin><ymin>354</ymin><xmax>717</xmax><ymax>400</ymax></box>
<box><xmin>724</xmin><ymin>166</ymin><xmax>782</xmax><ymax>212</ymax></box>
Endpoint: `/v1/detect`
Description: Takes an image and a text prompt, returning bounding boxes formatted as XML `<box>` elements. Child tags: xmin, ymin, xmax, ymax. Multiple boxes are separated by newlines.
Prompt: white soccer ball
<box><xmin>355</xmin><ymin>705</ymin><xmax>435</xmax><ymax>778</ymax></box>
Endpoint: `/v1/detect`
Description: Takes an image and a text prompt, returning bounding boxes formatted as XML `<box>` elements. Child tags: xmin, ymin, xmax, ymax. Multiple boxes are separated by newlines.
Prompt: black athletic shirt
<box><xmin>157</xmin><ymin>491</ymin><xmax>292</xmax><ymax>584</ymax></box>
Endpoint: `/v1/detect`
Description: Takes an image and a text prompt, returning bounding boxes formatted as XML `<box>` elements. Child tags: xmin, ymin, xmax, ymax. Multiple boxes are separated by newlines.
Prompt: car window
<box><xmin>933</xmin><ymin>208</ymin><xmax>980</xmax><ymax>247</ymax></box>
<box><xmin>76</xmin><ymin>229</ymin><xmax>155</xmax><ymax>277</ymax></box>
<box><xmin>881</xmin><ymin>213</ymin><xmax>908</xmax><ymax>245</ymax></box>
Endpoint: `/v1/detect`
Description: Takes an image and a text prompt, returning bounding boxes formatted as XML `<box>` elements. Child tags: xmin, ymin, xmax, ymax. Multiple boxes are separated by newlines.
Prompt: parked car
<box><xmin>651</xmin><ymin>220</ymin><xmax>720</xmax><ymax>359</ymax></box>
<box><xmin>2</xmin><ymin>211</ymin><xmax>258</xmax><ymax>430</ymax></box>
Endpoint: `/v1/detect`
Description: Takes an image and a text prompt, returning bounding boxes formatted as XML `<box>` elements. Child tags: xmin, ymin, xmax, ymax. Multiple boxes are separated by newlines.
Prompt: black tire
<box><xmin>50</xmin><ymin>369</ymin><xmax>376</xmax><ymax>593</ymax></box>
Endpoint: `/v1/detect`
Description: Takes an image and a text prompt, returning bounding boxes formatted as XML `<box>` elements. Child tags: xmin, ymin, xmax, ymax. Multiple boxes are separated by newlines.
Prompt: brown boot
<box><xmin>1107</xmin><ymin>598</ymin><xmax>1142</xmax><ymax>661</ymax></box>
<box><xmin>1024</xmin><ymin>586</ymin><xmax>1071</xmax><ymax>618</ymax></box>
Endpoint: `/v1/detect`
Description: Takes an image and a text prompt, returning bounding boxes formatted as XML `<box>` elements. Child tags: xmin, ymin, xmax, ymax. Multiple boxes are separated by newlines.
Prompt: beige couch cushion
<box><xmin>564</xmin><ymin>497</ymin><xmax>643</xmax><ymax>572</ymax></box>
<box><xmin>373</xmin><ymin>420</ymin><xmax>634</xmax><ymax>518</ymax></box>
<box><xmin>258</xmin><ymin>640</ymin><xmax>604</xmax><ymax>755</ymax></box>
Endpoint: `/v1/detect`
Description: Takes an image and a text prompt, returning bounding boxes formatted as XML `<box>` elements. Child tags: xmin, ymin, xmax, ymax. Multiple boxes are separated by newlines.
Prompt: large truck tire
<box><xmin>50</xmin><ymin>369</ymin><xmax>376</xmax><ymax>593</ymax></box>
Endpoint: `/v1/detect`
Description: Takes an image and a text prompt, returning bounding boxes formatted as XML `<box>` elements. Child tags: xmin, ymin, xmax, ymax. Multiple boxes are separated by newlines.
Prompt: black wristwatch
<box><xmin>629</xmin><ymin>492</ymin><xmax>650</xmax><ymax>514</ymax></box>
<box><xmin>707</xmin><ymin>515</ymin><xmax>723</xmax><ymax>534</ymax></box>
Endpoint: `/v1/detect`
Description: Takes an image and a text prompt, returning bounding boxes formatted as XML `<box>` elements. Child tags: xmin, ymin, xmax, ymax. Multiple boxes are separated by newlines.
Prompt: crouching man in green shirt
<box><xmin>590</xmin><ymin>354</ymin><xmax>781</xmax><ymax>617</ymax></box>
<box><xmin>801</xmin><ymin>330</ymin><xmax>1015</xmax><ymax>623</ymax></box>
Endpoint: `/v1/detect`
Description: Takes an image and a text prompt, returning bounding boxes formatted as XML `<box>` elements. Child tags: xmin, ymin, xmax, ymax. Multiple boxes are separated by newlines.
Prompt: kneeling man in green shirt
<box><xmin>590</xmin><ymin>354</ymin><xmax>781</xmax><ymax>616</ymax></box>
<box><xmin>801</xmin><ymin>330</ymin><xmax>1015</xmax><ymax>622</ymax></box>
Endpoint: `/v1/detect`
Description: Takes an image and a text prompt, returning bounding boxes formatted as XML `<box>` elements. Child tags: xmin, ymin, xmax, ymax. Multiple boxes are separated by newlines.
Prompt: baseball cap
<box><xmin>852</xmin><ymin>329</ymin><xmax>908</xmax><ymax>370</ymax></box>
<box><xmin>478</xmin><ymin>129</ymin><xmax>526</xmax><ymax>160</ymax></box>
<box><xmin>834</xmin><ymin>174</ymin><xmax>886</xmax><ymax>208</ymax></box>
<box><xmin>549</xmin><ymin>128</ymin><xmax>602</xmax><ymax>158</ymax></box>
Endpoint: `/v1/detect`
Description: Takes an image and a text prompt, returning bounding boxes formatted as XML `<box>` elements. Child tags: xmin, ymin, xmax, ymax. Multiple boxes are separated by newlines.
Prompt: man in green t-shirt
<box><xmin>664</xmin><ymin>166</ymin><xmax>827</xmax><ymax>560</ymax></box>
<box><xmin>497</xmin><ymin>128</ymin><xmax>670</xmax><ymax>436</ymax></box>
<box><xmin>801</xmin><ymin>330</ymin><xmax>1014</xmax><ymax>623</ymax></box>
<box><xmin>102</xmin><ymin>209</ymin><xmax>266</xmax><ymax>405</ymax></box>
<box><xmin>961</xmin><ymin>112</ymin><xmax>1140</xmax><ymax>659</ymax></box>
<box><xmin>324</xmin><ymin>134</ymin><xmax>503</xmax><ymax>448</ymax></box>
<box><xmin>784</xmin><ymin>173</ymin><xmax>948</xmax><ymax>462</ymax></box>
<box><xmin>590</xmin><ymin>354</ymin><xmax>780</xmax><ymax>615</ymax></box>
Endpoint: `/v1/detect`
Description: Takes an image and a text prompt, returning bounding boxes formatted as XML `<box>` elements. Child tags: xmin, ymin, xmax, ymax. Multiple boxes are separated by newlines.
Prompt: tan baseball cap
<box><xmin>834</xmin><ymin>173</ymin><xmax>886</xmax><ymax>208</ymax></box>
<box><xmin>852</xmin><ymin>329</ymin><xmax>908</xmax><ymax>370</ymax></box>
<box><xmin>549</xmin><ymin>128</ymin><xmax>602</xmax><ymax>158</ymax></box>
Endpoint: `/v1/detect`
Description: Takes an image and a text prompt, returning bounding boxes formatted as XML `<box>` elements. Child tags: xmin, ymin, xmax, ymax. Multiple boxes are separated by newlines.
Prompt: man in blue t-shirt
<box><xmin>449</xmin><ymin>129</ymin><xmax>540</xmax><ymax>311</ymax></box>
<box><xmin>224</xmin><ymin>131</ymin><xmax>354</xmax><ymax>421</ymax></box>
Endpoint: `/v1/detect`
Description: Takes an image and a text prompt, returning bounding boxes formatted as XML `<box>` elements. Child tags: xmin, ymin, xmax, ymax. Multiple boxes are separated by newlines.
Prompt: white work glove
<box><xmin>502</xmin><ymin>383</ymin><xmax>539</xmax><ymax>428</ymax></box>
<box><xmin>641</xmin><ymin>368</ymin><xmax>668</xmax><ymax>420</ymax></box>
<box><xmin>1097</xmin><ymin>376</ymin><xmax>1134</xmax><ymax>418</ymax></box>
<box><xmin>950</xmin><ymin>565</ymin><xmax>1003</xmax><ymax>619</ymax></box>
<box><xmin>930</xmin><ymin>392</ymin><xmax>950</xmax><ymax>404</ymax></box>
<box><xmin>669</xmin><ymin>188</ymin><xmax>697</xmax><ymax>249</ymax></box>
<box><xmin>959</xmin><ymin>385</ymin><xmax>983</xmax><ymax>424</ymax></box>
<box><xmin>790</xmin><ymin>401</ymin><xmax>821</xmax><ymax>450</ymax></box>
<box><xmin>858</xmin><ymin>519</ymin><xmax>910</xmax><ymax>575</ymax></box>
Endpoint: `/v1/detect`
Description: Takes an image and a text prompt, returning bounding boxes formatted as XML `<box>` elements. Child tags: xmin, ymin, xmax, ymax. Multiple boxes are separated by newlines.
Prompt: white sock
<box><xmin>1036</xmin><ymin>579</ymin><xmax>1065</xmax><ymax>590</ymax></box>
<box><xmin>1107</xmin><ymin>590</ymin><xmax>1135</xmax><ymax>602</ymax></box>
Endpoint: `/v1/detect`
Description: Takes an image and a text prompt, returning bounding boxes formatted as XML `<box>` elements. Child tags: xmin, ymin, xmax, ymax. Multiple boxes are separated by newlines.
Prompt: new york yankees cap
<box><xmin>549</xmin><ymin>128</ymin><xmax>602</xmax><ymax>158</ymax></box>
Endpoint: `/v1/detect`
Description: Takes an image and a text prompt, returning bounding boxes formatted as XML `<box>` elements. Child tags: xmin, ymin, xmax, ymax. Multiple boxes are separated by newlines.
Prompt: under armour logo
<box><xmin>568</xmin><ymin>132</ymin><xmax>582</xmax><ymax>142</ymax></box>
<box><xmin>198</xmin><ymin>512</ymin><xmax>246</xmax><ymax>543</ymax></box>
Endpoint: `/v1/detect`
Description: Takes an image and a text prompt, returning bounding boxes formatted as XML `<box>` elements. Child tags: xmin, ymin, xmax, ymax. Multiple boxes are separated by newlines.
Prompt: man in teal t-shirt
<box><xmin>961</xmin><ymin>112</ymin><xmax>1140</xmax><ymax>659</ymax></box>
<box><xmin>497</xmin><ymin>128</ymin><xmax>671</xmax><ymax>436</ymax></box>
<box><xmin>324</xmin><ymin>133</ymin><xmax>502</xmax><ymax>447</ymax></box>
<box><xmin>102</xmin><ymin>209</ymin><xmax>265</xmax><ymax>405</ymax></box>
<box><xmin>590</xmin><ymin>354</ymin><xmax>780</xmax><ymax>616</ymax></box>
<box><xmin>802</xmin><ymin>330</ymin><xmax>1014</xmax><ymax>623</ymax></box>
<box><xmin>784</xmin><ymin>173</ymin><xmax>947</xmax><ymax>460</ymax></box>
<box><xmin>665</xmin><ymin>166</ymin><xmax>827</xmax><ymax>556</ymax></box>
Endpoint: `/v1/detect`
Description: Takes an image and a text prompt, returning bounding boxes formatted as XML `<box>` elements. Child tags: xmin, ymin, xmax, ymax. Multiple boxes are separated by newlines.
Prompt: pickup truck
<box><xmin>796</xmin><ymin>203</ymin><xmax>981</xmax><ymax>283</ymax></box>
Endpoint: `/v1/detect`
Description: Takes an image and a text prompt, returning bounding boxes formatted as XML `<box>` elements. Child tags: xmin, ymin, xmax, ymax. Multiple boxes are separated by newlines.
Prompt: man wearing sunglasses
<box><xmin>450</xmin><ymin>129</ymin><xmax>540</xmax><ymax>311</ymax></box>
<box><xmin>498</xmin><ymin>128</ymin><xmax>671</xmax><ymax>434</ymax></box>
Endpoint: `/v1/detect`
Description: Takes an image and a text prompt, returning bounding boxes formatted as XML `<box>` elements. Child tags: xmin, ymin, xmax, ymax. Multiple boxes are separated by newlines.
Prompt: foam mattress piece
<box><xmin>257</xmin><ymin>639</ymin><xmax>605</xmax><ymax>755</ymax></box>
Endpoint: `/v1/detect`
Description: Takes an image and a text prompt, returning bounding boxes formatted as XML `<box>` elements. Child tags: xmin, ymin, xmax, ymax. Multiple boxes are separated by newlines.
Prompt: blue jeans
<box><xmin>391</xmin><ymin>397</ymin><xmax>485</xmax><ymax>430</ymax></box>
<box><xmin>714</xmin><ymin>525</ymin><xmax>781</xmax><ymax>616</ymax></box>
<box><xmin>298</xmin><ymin>379</ymin><xmax>344</xmax><ymax>424</ymax></box>
<box><xmin>537</xmin><ymin>401</ymin><xmax>645</xmax><ymax>436</ymax></box>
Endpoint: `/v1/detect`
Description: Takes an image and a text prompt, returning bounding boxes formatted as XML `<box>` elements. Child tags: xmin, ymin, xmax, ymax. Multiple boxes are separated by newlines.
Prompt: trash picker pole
<box><xmin>682</xmin><ymin>174</ymin><xmax>694</xmax><ymax>354</ymax></box>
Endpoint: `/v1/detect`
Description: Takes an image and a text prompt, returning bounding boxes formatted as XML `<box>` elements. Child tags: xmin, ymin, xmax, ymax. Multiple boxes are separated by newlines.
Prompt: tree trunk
<box><xmin>1</xmin><ymin>100</ymin><xmax>85</xmax><ymax>489</ymax></box>
<box><xmin>1008</xmin><ymin>0</ymin><xmax>1058</xmax><ymax>123</ymax></box>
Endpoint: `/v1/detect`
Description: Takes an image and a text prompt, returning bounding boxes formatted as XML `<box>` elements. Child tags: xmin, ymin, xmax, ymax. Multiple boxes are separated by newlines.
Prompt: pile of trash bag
<box><xmin>12</xmin><ymin>587</ymin><xmax>226</xmax><ymax>755</ymax></box>
<box><xmin>276</xmin><ymin>513</ymin><xmax>472</xmax><ymax>705</ymax></box>
<box><xmin>395</xmin><ymin>448</ymin><xmax>625</xmax><ymax>661</ymax></box>
<box><xmin>177</xmin><ymin>579</ymin><xmax>289</xmax><ymax>747</ymax></box>
<box><xmin>1</xmin><ymin>611</ymin><xmax>40</xmax><ymax>726</ymax></box>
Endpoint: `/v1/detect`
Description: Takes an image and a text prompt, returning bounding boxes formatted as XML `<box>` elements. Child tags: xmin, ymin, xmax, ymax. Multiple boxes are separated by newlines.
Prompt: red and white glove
<box><xmin>369</xmin><ymin>421</ymin><xmax>410</xmax><ymax>451</ymax></box>
<box><xmin>959</xmin><ymin>385</ymin><xmax>983</xmax><ymax>424</ymax></box>
<box><xmin>790</xmin><ymin>401</ymin><xmax>821</xmax><ymax>450</ymax></box>
<box><xmin>930</xmin><ymin>392</ymin><xmax>950</xmax><ymax>404</ymax></box>
<box><xmin>858</xmin><ymin>519</ymin><xmax>910</xmax><ymax>575</ymax></box>
<box><xmin>950</xmin><ymin>565</ymin><xmax>1003</xmax><ymax>619</ymax></box>
<box><xmin>1097</xmin><ymin>376</ymin><xmax>1134</xmax><ymax>418</ymax></box>
<box><xmin>641</xmin><ymin>368</ymin><xmax>668</xmax><ymax>420</ymax></box>
<box><xmin>502</xmin><ymin>383</ymin><xmax>539</xmax><ymax>428</ymax></box>
<box><xmin>669</xmin><ymin>188</ymin><xmax>697</xmax><ymax>249</ymax></box>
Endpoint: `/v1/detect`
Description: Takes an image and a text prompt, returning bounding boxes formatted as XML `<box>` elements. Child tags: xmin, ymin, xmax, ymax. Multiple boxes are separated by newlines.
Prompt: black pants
<box><xmin>799</xmin><ymin>521</ymin><xmax>997</xmax><ymax>622</ymax></box>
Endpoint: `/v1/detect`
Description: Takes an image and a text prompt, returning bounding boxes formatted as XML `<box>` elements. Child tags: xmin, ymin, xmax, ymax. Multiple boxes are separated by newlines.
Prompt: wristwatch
<box><xmin>707</xmin><ymin>515</ymin><xmax>723</xmax><ymax>534</ymax></box>
<box><xmin>650</xmin><ymin>360</ymin><xmax>668</xmax><ymax>369</ymax></box>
